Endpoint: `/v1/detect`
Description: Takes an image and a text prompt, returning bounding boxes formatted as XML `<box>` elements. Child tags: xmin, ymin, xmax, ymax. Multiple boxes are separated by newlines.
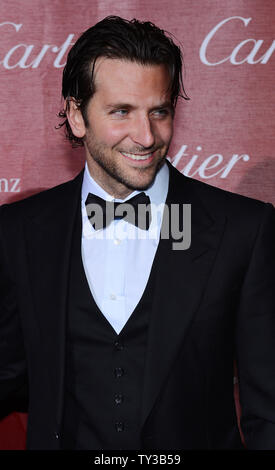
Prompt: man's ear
<box><xmin>66</xmin><ymin>98</ymin><xmax>86</xmax><ymax>138</ymax></box>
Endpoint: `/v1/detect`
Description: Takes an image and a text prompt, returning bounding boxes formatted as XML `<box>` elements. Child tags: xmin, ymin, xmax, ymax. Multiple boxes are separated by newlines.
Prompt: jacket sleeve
<box><xmin>236</xmin><ymin>202</ymin><xmax>275</xmax><ymax>449</ymax></box>
<box><xmin>0</xmin><ymin>205</ymin><xmax>28</xmax><ymax>403</ymax></box>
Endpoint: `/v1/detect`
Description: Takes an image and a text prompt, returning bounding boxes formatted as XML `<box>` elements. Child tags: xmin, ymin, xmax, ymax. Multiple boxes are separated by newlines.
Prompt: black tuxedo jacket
<box><xmin>0</xmin><ymin>161</ymin><xmax>274</xmax><ymax>450</ymax></box>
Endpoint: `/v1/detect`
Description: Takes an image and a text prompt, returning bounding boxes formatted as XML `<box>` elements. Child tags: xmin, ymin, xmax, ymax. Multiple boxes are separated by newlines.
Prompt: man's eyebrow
<box><xmin>154</xmin><ymin>100</ymin><xmax>173</xmax><ymax>109</ymax></box>
<box><xmin>105</xmin><ymin>103</ymin><xmax>134</xmax><ymax>110</ymax></box>
<box><xmin>105</xmin><ymin>101</ymin><xmax>173</xmax><ymax>110</ymax></box>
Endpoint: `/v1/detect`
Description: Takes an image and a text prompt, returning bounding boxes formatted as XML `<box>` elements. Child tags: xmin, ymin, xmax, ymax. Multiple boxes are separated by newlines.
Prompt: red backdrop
<box><xmin>0</xmin><ymin>0</ymin><xmax>274</xmax><ymax>449</ymax></box>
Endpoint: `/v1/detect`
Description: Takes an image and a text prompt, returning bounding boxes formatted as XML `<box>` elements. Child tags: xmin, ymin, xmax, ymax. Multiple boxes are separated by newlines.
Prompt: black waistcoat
<box><xmin>61</xmin><ymin>207</ymin><xmax>157</xmax><ymax>450</ymax></box>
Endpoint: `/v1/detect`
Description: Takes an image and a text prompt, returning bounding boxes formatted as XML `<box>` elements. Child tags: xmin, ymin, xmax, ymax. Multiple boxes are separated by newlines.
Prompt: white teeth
<box><xmin>121</xmin><ymin>152</ymin><xmax>153</xmax><ymax>160</ymax></box>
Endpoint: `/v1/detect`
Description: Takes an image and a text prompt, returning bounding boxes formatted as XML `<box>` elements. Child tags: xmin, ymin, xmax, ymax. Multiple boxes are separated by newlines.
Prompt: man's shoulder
<box><xmin>169</xmin><ymin>161</ymin><xmax>272</xmax><ymax>218</ymax></box>
<box><xmin>0</xmin><ymin>169</ymin><xmax>84</xmax><ymax>222</ymax></box>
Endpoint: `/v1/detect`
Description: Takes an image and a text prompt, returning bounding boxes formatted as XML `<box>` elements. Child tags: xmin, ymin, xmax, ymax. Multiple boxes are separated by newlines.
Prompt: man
<box><xmin>0</xmin><ymin>16</ymin><xmax>274</xmax><ymax>450</ymax></box>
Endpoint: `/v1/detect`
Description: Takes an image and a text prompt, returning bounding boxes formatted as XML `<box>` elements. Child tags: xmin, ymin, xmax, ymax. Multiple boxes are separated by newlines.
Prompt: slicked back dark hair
<box><xmin>58</xmin><ymin>15</ymin><xmax>189</xmax><ymax>147</ymax></box>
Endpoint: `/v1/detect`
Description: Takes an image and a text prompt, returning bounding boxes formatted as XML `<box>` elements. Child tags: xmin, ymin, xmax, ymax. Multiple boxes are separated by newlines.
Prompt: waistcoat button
<box><xmin>115</xmin><ymin>421</ymin><xmax>124</xmax><ymax>432</ymax></box>
<box><xmin>114</xmin><ymin>341</ymin><xmax>124</xmax><ymax>351</ymax></box>
<box><xmin>114</xmin><ymin>367</ymin><xmax>124</xmax><ymax>378</ymax></box>
<box><xmin>114</xmin><ymin>393</ymin><xmax>123</xmax><ymax>405</ymax></box>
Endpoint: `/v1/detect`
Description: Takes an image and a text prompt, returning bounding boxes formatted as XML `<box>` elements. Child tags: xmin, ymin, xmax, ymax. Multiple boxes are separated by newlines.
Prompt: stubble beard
<box><xmin>85</xmin><ymin>136</ymin><xmax>168</xmax><ymax>193</ymax></box>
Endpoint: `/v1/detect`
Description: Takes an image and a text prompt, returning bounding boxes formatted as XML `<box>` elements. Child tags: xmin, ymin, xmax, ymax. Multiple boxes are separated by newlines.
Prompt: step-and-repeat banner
<box><xmin>0</xmin><ymin>0</ymin><xmax>274</xmax><ymax>449</ymax></box>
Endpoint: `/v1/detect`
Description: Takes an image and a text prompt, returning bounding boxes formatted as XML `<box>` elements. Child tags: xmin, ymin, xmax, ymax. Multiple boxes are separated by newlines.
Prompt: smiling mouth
<box><xmin>120</xmin><ymin>151</ymin><xmax>154</xmax><ymax>161</ymax></box>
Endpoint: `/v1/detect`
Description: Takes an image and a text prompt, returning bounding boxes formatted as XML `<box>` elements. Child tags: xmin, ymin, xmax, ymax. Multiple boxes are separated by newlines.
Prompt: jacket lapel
<box><xmin>23</xmin><ymin>170</ymin><xmax>84</xmax><ymax>429</ymax></box>
<box><xmin>141</xmin><ymin>162</ymin><xmax>226</xmax><ymax>428</ymax></box>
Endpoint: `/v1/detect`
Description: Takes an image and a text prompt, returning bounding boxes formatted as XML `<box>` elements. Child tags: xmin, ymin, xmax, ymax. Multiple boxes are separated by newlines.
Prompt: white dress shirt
<box><xmin>81</xmin><ymin>160</ymin><xmax>169</xmax><ymax>334</ymax></box>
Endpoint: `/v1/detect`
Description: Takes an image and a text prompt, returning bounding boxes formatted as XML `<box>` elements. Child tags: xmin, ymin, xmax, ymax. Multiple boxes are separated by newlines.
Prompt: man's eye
<box><xmin>113</xmin><ymin>109</ymin><xmax>128</xmax><ymax>116</ymax></box>
<box><xmin>153</xmin><ymin>109</ymin><xmax>169</xmax><ymax>117</ymax></box>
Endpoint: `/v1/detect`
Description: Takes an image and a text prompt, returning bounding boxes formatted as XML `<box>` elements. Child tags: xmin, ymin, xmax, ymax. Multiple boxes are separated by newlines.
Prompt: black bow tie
<box><xmin>85</xmin><ymin>192</ymin><xmax>151</xmax><ymax>230</ymax></box>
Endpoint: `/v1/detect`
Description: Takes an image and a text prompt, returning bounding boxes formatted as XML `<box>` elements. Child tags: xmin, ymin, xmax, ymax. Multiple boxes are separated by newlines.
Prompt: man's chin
<box><xmin>125</xmin><ymin>158</ymin><xmax>165</xmax><ymax>190</ymax></box>
<box><xmin>122</xmin><ymin>172</ymin><xmax>158</xmax><ymax>192</ymax></box>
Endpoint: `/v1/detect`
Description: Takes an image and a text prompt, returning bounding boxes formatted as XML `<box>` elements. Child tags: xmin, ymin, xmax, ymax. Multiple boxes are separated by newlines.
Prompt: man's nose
<box><xmin>130</xmin><ymin>115</ymin><xmax>155</xmax><ymax>149</ymax></box>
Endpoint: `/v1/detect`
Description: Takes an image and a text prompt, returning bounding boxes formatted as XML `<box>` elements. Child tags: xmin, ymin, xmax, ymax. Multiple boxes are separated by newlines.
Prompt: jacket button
<box><xmin>115</xmin><ymin>421</ymin><xmax>124</xmax><ymax>432</ymax></box>
<box><xmin>54</xmin><ymin>432</ymin><xmax>60</xmax><ymax>440</ymax></box>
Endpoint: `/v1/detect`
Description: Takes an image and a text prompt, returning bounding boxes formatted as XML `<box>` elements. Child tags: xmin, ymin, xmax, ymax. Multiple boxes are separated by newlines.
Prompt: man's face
<box><xmin>82</xmin><ymin>58</ymin><xmax>174</xmax><ymax>198</ymax></box>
